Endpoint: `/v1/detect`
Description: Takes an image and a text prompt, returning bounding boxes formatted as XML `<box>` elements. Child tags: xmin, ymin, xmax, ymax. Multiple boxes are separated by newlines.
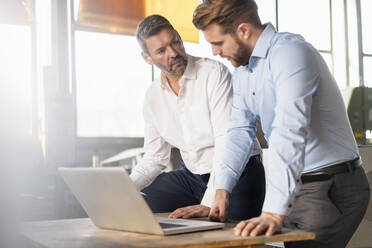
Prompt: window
<box><xmin>74</xmin><ymin>31</ymin><xmax>152</xmax><ymax>137</ymax></box>
<box><xmin>364</xmin><ymin>57</ymin><xmax>372</xmax><ymax>87</ymax></box>
<box><xmin>361</xmin><ymin>0</ymin><xmax>372</xmax><ymax>87</ymax></box>
<box><xmin>361</xmin><ymin>0</ymin><xmax>372</xmax><ymax>55</ymax></box>
<box><xmin>0</xmin><ymin>24</ymin><xmax>33</xmax><ymax>135</ymax></box>
<box><xmin>35</xmin><ymin>0</ymin><xmax>52</xmax><ymax>146</ymax></box>
<box><xmin>256</xmin><ymin>0</ymin><xmax>277</xmax><ymax>27</ymax></box>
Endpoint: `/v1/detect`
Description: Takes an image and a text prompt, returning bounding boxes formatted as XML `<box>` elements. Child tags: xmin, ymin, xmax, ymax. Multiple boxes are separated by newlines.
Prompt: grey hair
<box><xmin>136</xmin><ymin>15</ymin><xmax>176</xmax><ymax>53</ymax></box>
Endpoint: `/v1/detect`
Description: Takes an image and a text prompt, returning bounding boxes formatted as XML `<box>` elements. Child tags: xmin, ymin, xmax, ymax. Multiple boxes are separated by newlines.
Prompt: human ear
<box><xmin>236</xmin><ymin>23</ymin><xmax>251</xmax><ymax>40</ymax></box>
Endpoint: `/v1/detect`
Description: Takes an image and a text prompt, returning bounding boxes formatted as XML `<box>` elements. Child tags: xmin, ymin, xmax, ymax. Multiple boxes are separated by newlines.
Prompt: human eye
<box><xmin>213</xmin><ymin>41</ymin><xmax>223</xmax><ymax>46</ymax></box>
<box><xmin>156</xmin><ymin>48</ymin><xmax>166</xmax><ymax>54</ymax></box>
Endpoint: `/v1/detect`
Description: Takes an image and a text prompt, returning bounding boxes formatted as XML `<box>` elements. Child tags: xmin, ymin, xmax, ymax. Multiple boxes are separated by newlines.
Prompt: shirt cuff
<box><xmin>215</xmin><ymin>166</ymin><xmax>239</xmax><ymax>193</ymax></box>
<box><xmin>200</xmin><ymin>186</ymin><xmax>214</xmax><ymax>207</ymax></box>
<box><xmin>130</xmin><ymin>169</ymin><xmax>151</xmax><ymax>191</ymax></box>
<box><xmin>261</xmin><ymin>184</ymin><xmax>295</xmax><ymax>216</ymax></box>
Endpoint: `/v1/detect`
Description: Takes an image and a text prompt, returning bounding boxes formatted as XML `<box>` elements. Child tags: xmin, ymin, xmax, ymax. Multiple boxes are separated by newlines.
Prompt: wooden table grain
<box><xmin>20</xmin><ymin>215</ymin><xmax>315</xmax><ymax>248</ymax></box>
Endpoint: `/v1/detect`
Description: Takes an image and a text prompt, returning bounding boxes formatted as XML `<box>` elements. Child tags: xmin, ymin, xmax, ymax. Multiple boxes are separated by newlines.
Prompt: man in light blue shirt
<box><xmin>193</xmin><ymin>0</ymin><xmax>370</xmax><ymax>247</ymax></box>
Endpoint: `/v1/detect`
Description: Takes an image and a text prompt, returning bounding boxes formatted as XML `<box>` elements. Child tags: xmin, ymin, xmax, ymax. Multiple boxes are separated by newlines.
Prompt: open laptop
<box><xmin>59</xmin><ymin>167</ymin><xmax>224</xmax><ymax>235</ymax></box>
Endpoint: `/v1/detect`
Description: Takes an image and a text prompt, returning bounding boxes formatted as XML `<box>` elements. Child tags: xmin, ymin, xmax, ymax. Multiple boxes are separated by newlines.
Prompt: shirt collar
<box><xmin>246</xmin><ymin>23</ymin><xmax>276</xmax><ymax>71</ymax></box>
<box><xmin>181</xmin><ymin>55</ymin><xmax>197</xmax><ymax>80</ymax></box>
<box><xmin>251</xmin><ymin>23</ymin><xmax>276</xmax><ymax>59</ymax></box>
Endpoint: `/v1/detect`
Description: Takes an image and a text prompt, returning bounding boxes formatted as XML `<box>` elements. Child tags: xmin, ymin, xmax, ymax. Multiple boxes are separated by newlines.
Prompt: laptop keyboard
<box><xmin>159</xmin><ymin>222</ymin><xmax>187</xmax><ymax>229</ymax></box>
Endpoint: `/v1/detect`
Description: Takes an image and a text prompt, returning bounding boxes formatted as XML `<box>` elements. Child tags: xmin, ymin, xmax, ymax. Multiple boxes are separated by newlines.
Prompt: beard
<box><xmin>168</xmin><ymin>55</ymin><xmax>188</xmax><ymax>75</ymax></box>
<box><xmin>229</xmin><ymin>36</ymin><xmax>251</xmax><ymax>67</ymax></box>
<box><xmin>153</xmin><ymin>54</ymin><xmax>188</xmax><ymax>75</ymax></box>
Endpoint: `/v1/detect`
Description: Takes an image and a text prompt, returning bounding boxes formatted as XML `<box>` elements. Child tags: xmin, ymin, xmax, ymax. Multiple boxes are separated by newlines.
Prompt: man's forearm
<box><xmin>129</xmin><ymin>161</ymin><xmax>163</xmax><ymax>190</ymax></box>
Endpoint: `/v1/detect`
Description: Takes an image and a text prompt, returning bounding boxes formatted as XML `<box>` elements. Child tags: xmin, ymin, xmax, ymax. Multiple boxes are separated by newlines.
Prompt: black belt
<box><xmin>301</xmin><ymin>158</ymin><xmax>361</xmax><ymax>184</ymax></box>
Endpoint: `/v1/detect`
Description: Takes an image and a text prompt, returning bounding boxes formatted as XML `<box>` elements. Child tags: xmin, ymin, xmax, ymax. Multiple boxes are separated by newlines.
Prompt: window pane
<box><xmin>256</xmin><ymin>0</ymin><xmax>277</xmax><ymax>27</ymax></box>
<box><xmin>0</xmin><ymin>24</ymin><xmax>32</xmax><ymax>135</ymax></box>
<box><xmin>320</xmin><ymin>52</ymin><xmax>333</xmax><ymax>75</ymax></box>
<box><xmin>75</xmin><ymin>31</ymin><xmax>152</xmax><ymax>137</ymax></box>
<box><xmin>36</xmin><ymin>0</ymin><xmax>52</xmax><ymax>66</ymax></box>
<box><xmin>331</xmin><ymin>0</ymin><xmax>347</xmax><ymax>89</ymax></box>
<box><xmin>361</xmin><ymin>0</ymin><xmax>372</xmax><ymax>54</ymax></box>
<box><xmin>35</xmin><ymin>0</ymin><xmax>52</xmax><ymax>141</ymax></box>
<box><xmin>364</xmin><ymin>57</ymin><xmax>372</xmax><ymax>87</ymax></box>
<box><xmin>278</xmin><ymin>0</ymin><xmax>331</xmax><ymax>51</ymax></box>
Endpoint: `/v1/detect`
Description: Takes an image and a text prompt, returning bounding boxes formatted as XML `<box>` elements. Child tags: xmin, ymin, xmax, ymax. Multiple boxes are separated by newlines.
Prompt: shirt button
<box><xmin>288</xmin><ymin>204</ymin><xmax>292</xmax><ymax>208</ymax></box>
<box><xmin>252</xmin><ymin>92</ymin><xmax>255</xmax><ymax>95</ymax></box>
<box><xmin>296</xmin><ymin>179</ymin><xmax>300</xmax><ymax>183</ymax></box>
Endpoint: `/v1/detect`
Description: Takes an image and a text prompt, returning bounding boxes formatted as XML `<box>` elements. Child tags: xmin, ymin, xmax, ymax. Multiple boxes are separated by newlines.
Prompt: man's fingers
<box><xmin>219</xmin><ymin>205</ymin><xmax>227</xmax><ymax>222</ymax></box>
<box><xmin>265</xmin><ymin>223</ymin><xmax>276</xmax><ymax>236</ymax></box>
<box><xmin>234</xmin><ymin>214</ymin><xmax>282</xmax><ymax>237</ymax></box>
<box><xmin>182</xmin><ymin>210</ymin><xmax>198</xmax><ymax>219</ymax></box>
<box><xmin>209</xmin><ymin>205</ymin><xmax>227</xmax><ymax>222</ymax></box>
<box><xmin>234</xmin><ymin>221</ymin><xmax>247</xmax><ymax>235</ymax></box>
<box><xmin>250</xmin><ymin>223</ymin><xmax>267</xmax><ymax>237</ymax></box>
<box><xmin>181</xmin><ymin>209</ymin><xmax>196</xmax><ymax>219</ymax></box>
<box><xmin>168</xmin><ymin>207</ymin><xmax>187</xmax><ymax>218</ymax></box>
<box><xmin>168</xmin><ymin>210</ymin><xmax>180</xmax><ymax>218</ymax></box>
<box><xmin>208</xmin><ymin>207</ymin><xmax>220</xmax><ymax>221</ymax></box>
<box><xmin>170</xmin><ymin>205</ymin><xmax>210</xmax><ymax>219</ymax></box>
<box><xmin>241</xmin><ymin>222</ymin><xmax>257</xmax><ymax>236</ymax></box>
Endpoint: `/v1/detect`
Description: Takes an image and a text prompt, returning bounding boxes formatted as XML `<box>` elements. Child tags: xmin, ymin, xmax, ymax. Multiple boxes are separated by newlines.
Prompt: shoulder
<box><xmin>269</xmin><ymin>33</ymin><xmax>320</xmax><ymax>73</ymax></box>
<box><xmin>191</xmin><ymin>55</ymin><xmax>230</xmax><ymax>75</ymax></box>
<box><xmin>144</xmin><ymin>78</ymin><xmax>162</xmax><ymax>104</ymax></box>
<box><xmin>270</xmin><ymin>33</ymin><xmax>318</xmax><ymax>63</ymax></box>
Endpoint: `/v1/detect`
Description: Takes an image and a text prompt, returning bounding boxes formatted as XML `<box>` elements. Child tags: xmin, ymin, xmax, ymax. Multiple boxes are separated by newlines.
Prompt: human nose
<box><xmin>212</xmin><ymin>45</ymin><xmax>221</xmax><ymax>56</ymax></box>
<box><xmin>167</xmin><ymin>45</ymin><xmax>178</xmax><ymax>57</ymax></box>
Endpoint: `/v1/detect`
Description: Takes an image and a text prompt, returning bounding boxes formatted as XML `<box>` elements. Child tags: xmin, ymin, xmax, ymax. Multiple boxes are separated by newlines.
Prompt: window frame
<box><xmin>70</xmin><ymin>0</ymin><xmax>154</xmax><ymax>138</ymax></box>
<box><xmin>1</xmin><ymin>9</ymin><xmax>38</xmax><ymax>137</ymax></box>
<box><xmin>357</xmin><ymin>0</ymin><xmax>372</xmax><ymax>87</ymax></box>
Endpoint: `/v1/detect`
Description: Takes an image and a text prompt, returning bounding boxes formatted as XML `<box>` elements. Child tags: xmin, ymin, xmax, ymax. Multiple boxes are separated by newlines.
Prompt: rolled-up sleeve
<box><xmin>130</xmin><ymin>95</ymin><xmax>171</xmax><ymax>191</ymax></box>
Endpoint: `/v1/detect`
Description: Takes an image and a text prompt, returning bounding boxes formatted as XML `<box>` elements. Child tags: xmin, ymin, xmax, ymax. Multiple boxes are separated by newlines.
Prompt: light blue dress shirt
<box><xmin>217</xmin><ymin>23</ymin><xmax>359</xmax><ymax>215</ymax></box>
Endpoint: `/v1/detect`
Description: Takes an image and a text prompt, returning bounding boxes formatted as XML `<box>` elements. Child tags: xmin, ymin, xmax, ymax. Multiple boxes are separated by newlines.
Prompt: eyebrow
<box><xmin>210</xmin><ymin>41</ymin><xmax>223</xmax><ymax>46</ymax></box>
<box><xmin>153</xmin><ymin>37</ymin><xmax>180</xmax><ymax>53</ymax></box>
<box><xmin>154</xmin><ymin>46</ymin><xmax>166</xmax><ymax>53</ymax></box>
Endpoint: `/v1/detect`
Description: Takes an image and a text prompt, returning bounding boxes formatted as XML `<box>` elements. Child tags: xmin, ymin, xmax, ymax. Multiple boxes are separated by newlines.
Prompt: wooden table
<box><xmin>21</xmin><ymin>215</ymin><xmax>315</xmax><ymax>248</ymax></box>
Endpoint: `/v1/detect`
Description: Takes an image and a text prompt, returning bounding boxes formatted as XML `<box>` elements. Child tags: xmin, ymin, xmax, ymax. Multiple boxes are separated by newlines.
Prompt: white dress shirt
<box><xmin>130</xmin><ymin>55</ymin><xmax>262</xmax><ymax>207</ymax></box>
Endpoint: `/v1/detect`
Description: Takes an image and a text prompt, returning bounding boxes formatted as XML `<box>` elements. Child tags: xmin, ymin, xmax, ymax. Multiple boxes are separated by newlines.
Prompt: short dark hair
<box><xmin>193</xmin><ymin>0</ymin><xmax>261</xmax><ymax>34</ymax></box>
<box><xmin>136</xmin><ymin>15</ymin><xmax>175</xmax><ymax>53</ymax></box>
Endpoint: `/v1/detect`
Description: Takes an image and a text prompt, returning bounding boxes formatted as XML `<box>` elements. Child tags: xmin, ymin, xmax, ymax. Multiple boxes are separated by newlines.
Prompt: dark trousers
<box><xmin>142</xmin><ymin>155</ymin><xmax>265</xmax><ymax>221</ymax></box>
<box><xmin>284</xmin><ymin>166</ymin><xmax>370</xmax><ymax>248</ymax></box>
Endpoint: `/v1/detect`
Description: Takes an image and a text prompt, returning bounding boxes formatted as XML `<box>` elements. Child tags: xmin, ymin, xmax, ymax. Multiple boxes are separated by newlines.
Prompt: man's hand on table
<box><xmin>234</xmin><ymin>212</ymin><xmax>284</xmax><ymax>237</ymax></box>
<box><xmin>208</xmin><ymin>189</ymin><xmax>230</xmax><ymax>222</ymax></box>
<box><xmin>168</xmin><ymin>205</ymin><xmax>210</xmax><ymax>219</ymax></box>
